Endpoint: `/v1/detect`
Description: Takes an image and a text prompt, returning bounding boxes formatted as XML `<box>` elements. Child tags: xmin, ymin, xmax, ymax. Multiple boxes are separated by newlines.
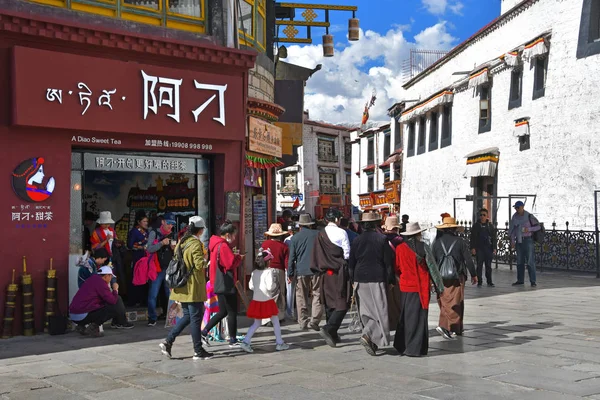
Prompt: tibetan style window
<box><xmin>239</xmin><ymin>0</ymin><xmax>267</xmax><ymax>50</ymax></box>
<box><xmin>318</xmin><ymin>138</ymin><xmax>337</xmax><ymax>163</ymax></box>
<box><xmin>441</xmin><ymin>104</ymin><xmax>452</xmax><ymax>148</ymax></box>
<box><xmin>479</xmin><ymin>85</ymin><xmax>492</xmax><ymax>134</ymax></box>
<box><xmin>577</xmin><ymin>0</ymin><xmax>600</xmax><ymax>58</ymax></box>
<box><xmin>394</xmin><ymin>119</ymin><xmax>402</xmax><ymax>150</ymax></box>
<box><xmin>429</xmin><ymin>111</ymin><xmax>439</xmax><ymax>152</ymax></box>
<box><xmin>383</xmin><ymin>132</ymin><xmax>391</xmax><ymax>159</ymax></box>
<box><xmin>367</xmin><ymin>175</ymin><xmax>374</xmax><ymax>193</ymax></box>
<box><xmin>533</xmin><ymin>56</ymin><xmax>548</xmax><ymax>100</ymax></box>
<box><xmin>344</xmin><ymin>142</ymin><xmax>352</xmax><ymax>165</ymax></box>
<box><xmin>417</xmin><ymin>117</ymin><xmax>426</xmax><ymax>155</ymax></box>
<box><xmin>367</xmin><ymin>137</ymin><xmax>375</xmax><ymax>165</ymax></box>
<box><xmin>281</xmin><ymin>172</ymin><xmax>298</xmax><ymax>194</ymax></box>
<box><xmin>407</xmin><ymin>122</ymin><xmax>416</xmax><ymax>157</ymax></box>
<box><xmin>509</xmin><ymin>68</ymin><xmax>523</xmax><ymax>109</ymax></box>
<box><xmin>319</xmin><ymin>173</ymin><xmax>337</xmax><ymax>194</ymax></box>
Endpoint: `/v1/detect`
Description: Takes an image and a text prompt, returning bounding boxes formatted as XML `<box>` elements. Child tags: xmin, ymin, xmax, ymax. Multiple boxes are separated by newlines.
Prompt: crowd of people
<box><xmin>69</xmin><ymin>200</ymin><xmax>542</xmax><ymax>359</ymax></box>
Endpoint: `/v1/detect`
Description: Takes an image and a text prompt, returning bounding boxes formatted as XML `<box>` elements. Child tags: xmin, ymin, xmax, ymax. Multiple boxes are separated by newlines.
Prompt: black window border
<box><xmin>478</xmin><ymin>84</ymin><xmax>492</xmax><ymax>134</ymax></box>
<box><xmin>367</xmin><ymin>137</ymin><xmax>375</xmax><ymax>165</ymax></box>
<box><xmin>532</xmin><ymin>56</ymin><xmax>548</xmax><ymax>100</ymax></box>
<box><xmin>407</xmin><ymin>122</ymin><xmax>416</xmax><ymax>157</ymax></box>
<box><xmin>417</xmin><ymin>117</ymin><xmax>426</xmax><ymax>155</ymax></box>
<box><xmin>441</xmin><ymin>104</ymin><xmax>452</xmax><ymax>148</ymax></box>
<box><xmin>393</xmin><ymin>119</ymin><xmax>402</xmax><ymax>150</ymax></box>
<box><xmin>577</xmin><ymin>0</ymin><xmax>600</xmax><ymax>59</ymax></box>
<box><xmin>367</xmin><ymin>175</ymin><xmax>374</xmax><ymax>192</ymax></box>
<box><xmin>508</xmin><ymin>68</ymin><xmax>523</xmax><ymax>110</ymax></box>
<box><xmin>429</xmin><ymin>110</ymin><xmax>439</xmax><ymax>152</ymax></box>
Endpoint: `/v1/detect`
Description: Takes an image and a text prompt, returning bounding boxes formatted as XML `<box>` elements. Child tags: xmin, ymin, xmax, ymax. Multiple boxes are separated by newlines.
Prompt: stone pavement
<box><xmin>2</xmin><ymin>266</ymin><xmax>600</xmax><ymax>400</ymax></box>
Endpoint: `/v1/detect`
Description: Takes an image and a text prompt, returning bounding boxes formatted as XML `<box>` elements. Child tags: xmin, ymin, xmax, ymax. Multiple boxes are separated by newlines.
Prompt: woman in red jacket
<box><xmin>202</xmin><ymin>220</ymin><xmax>244</xmax><ymax>349</ymax></box>
<box><xmin>393</xmin><ymin>222</ymin><xmax>444</xmax><ymax>357</ymax></box>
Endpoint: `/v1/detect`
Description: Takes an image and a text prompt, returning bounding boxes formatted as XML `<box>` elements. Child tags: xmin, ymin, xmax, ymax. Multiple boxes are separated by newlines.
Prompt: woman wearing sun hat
<box><xmin>393</xmin><ymin>222</ymin><xmax>444</xmax><ymax>357</ymax></box>
<box><xmin>262</xmin><ymin>223</ymin><xmax>290</xmax><ymax>322</ymax></box>
<box><xmin>432</xmin><ymin>217</ymin><xmax>477</xmax><ymax>339</ymax></box>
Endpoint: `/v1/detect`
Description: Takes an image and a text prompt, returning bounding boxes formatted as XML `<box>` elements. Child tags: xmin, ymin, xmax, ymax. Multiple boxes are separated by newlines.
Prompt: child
<box><xmin>239</xmin><ymin>248</ymin><xmax>290</xmax><ymax>353</ymax></box>
<box><xmin>78</xmin><ymin>248</ymin><xmax>109</xmax><ymax>288</ymax></box>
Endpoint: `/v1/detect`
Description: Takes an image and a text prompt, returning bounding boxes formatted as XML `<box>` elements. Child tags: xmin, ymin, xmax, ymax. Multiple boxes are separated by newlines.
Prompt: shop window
<box><xmin>367</xmin><ymin>175</ymin><xmax>374</xmax><ymax>193</ymax></box>
<box><xmin>318</xmin><ymin>138</ymin><xmax>337</xmax><ymax>163</ymax></box>
<box><xmin>429</xmin><ymin>111</ymin><xmax>438</xmax><ymax>152</ymax></box>
<box><xmin>238</xmin><ymin>0</ymin><xmax>267</xmax><ymax>51</ymax></box>
<box><xmin>367</xmin><ymin>137</ymin><xmax>375</xmax><ymax>165</ymax></box>
<box><xmin>394</xmin><ymin>119</ymin><xmax>402</xmax><ymax>150</ymax></box>
<box><xmin>508</xmin><ymin>68</ymin><xmax>523</xmax><ymax>109</ymax></box>
<box><xmin>344</xmin><ymin>142</ymin><xmax>352</xmax><ymax>165</ymax></box>
<box><xmin>441</xmin><ymin>104</ymin><xmax>452</xmax><ymax>148</ymax></box>
<box><xmin>281</xmin><ymin>172</ymin><xmax>297</xmax><ymax>194</ymax></box>
<box><xmin>383</xmin><ymin>133</ymin><xmax>391</xmax><ymax>159</ymax></box>
<box><xmin>533</xmin><ymin>56</ymin><xmax>548</xmax><ymax>100</ymax></box>
<box><xmin>417</xmin><ymin>117</ymin><xmax>426</xmax><ymax>155</ymax></box>
<box><xmin>479</xmin><ymin>85</ymin><xmax>492</xmax><ymax>134</ymax></box>
<box><xmin>577</xmin><ymin>0</ymin><xmax>600</xmax><ymax>58</ymax></box>
<box><xmin>320</xmin><ymin>173</ymin><xmax>337</xmax><ymax>194</ymax></box>
<box><xmin>407</xmin><ymin>122</ymin><xmax>416</xmax><ymax>157</ymax></box>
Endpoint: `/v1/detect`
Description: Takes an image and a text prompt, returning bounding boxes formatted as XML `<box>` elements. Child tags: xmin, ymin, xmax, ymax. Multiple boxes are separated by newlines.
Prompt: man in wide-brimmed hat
<box><xmin>349</xmin><ymin>211</ymin><xmax>395</xmax><ymax>355</ymax></box>
<box><xmin>432</xmin><ymin>216</ymin><xmax>476</xmax><ymax>340</ymax></box>
<box><xmin>262</xmin><ymin>223</ymin><xmax>290</xmax><ymax>322</ymax></box>
<box><xmin>288</xmin><ymin>214</ymin><xmax>323</xmax><ymax>330</ymax></box>
<box><xmin>382</xmin><ymin>215</ymin><xmax>404</xmax><ymax>249</ymax></box>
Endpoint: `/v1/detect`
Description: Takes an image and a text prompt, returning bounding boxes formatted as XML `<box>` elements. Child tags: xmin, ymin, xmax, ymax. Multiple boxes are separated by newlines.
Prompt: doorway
<box><xmin>473</xmin><ymin>176</ymin><xmax>497</xmax><ymax>223</ymax></box>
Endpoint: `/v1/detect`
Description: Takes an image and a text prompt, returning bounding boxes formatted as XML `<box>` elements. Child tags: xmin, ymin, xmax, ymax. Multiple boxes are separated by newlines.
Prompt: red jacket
<box><xmin>395</xmin><ymin>243</ymin><xmax>431</xmax><ymax>309</ymax></box>
<box><xmin>209</xmin><ymin>235</ymin><xmax>242</xmax><ymax>284</ymax></box>
<box><xmin>262</xmin><ymin>239</ymin><xmax>289</xmax><ymax>271</ymax></box>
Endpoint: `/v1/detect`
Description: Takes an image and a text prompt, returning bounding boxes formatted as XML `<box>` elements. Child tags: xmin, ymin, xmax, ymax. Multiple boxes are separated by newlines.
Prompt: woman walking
<box><xmin>240</xmin><ymin>248</ymin><xmax>290</xmax><ymax>353</ymax></box>
<box><xmin>202</xmin><ymin>220</ymin><xmax>244</xmax><ymax>348</ymax></box>
<box><xmin>348</xmin><ymin>212</ymin><xmax>395</xmax><ymax>356</ymax></box>
<box><xmin>394</xmin><ymin>222</ymin><xmax>444</xmax><ymax>357</ymax></box>
<box><xmin>159</xmin><ymin>217</ymin><xmax>213</xmax><ymax>360</ymax></box>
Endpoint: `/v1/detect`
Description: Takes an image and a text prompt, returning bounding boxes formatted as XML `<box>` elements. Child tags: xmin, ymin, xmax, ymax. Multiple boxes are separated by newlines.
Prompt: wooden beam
<box><xmin>275</xmin><ymin>20</ymin><xmax>330</xmax><ymax>27</ymax></box>
<box><xmin>274</xmin><ymin>37</ymin><xmax>313</xmax><ymax>43</ymax></box>
<box><xmin>278</xmin><ymin>3</ymin><xmax>358</xmax><ymax>11</ymax></box>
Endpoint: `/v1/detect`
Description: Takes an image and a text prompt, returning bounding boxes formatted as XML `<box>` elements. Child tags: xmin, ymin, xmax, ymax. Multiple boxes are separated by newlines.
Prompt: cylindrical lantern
<box><xmin>322</xmin><ymin>34</ymin><xmax>334</xmax><ymax>57</ymax></box>
<box><xmin>348</xmin><ymin>18</ymin><xmax>360</xmax><ymax>41</ymax></box>
<box><xmin>1</xmin><ymin>270</ymin><xmax>18</xmax><ymax>339</ymax></box>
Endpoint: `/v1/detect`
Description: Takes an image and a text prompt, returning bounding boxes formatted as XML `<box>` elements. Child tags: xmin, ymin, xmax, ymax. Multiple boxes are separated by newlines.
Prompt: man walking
<box><xmin>470</xmin><ymin>208</ymin><xmax>497</xmax><ymax>287</ymax></box>
<box><xmin>509</xmin><ymin>201</ymin><xmax>541</xmax><ymax>287</ymax></box>
<box><xmin>288</xmin><ymin>214</ymin><xmax>323</xmax><ymax>330</ymax></box>
<box><xmin>340</xmin><ymin>217</ymin><xmax>358</xmax><ymax>244</ymax></box>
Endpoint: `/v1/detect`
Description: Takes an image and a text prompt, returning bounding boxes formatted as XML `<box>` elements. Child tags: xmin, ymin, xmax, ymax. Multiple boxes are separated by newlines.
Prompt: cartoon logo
<box><xmin>12</xmin><ymin>158</ymin><xmax>56</xmax><ymax>202</ymax></box>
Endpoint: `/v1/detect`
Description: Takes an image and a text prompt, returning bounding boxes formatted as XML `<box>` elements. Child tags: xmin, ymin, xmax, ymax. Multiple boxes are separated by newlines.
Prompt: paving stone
<box><xmin>46</xmin><ymin>372</ymin><xmax>127</xmax><ymax>393</ymax></box>
<box><xmin>155</xmin><ymin>382</ymin><xmax>262</xmax><ymax>399</ymax></box>
<box><xmin>3</xmin><ymin>387</ymin><xmax>86</xmax><ymax>400</ymax></box>
<box><xmin>138</xmin><ymin>359</ymin><xmax>223</xmax><ymax>378</ymax></box>
<box><xmin>119</xmin><ymin>372</ymin><xmax>187</xmax><ymax>389</ymax></box>
<box><xmin>13</xmin><ymin>360</ymin><xmax>81</xmax><ymax>378</ymax></box>
<box><xmin>90</xmin><ymin>387</ymin><xmax>188</xmax><ymax>400</ymax></box>
<box><xmin>0</xmin><ymin>374</ymin><xmax>50</xmax><ymax>394</ymax></box>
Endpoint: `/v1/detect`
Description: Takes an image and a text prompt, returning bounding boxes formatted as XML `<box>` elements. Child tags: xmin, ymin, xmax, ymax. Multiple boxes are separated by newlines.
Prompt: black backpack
<box><xmin>529</xmin><ymin>214</ymin><xmax>545</xmax><ymax>244</ymax></box>
<box><xmin>439</xmin><ymin>240</ymin><xmax>459</xmax><ymax>281</ymax></box>
<box><xmin>165</xmin><ymin>237</ymin><xmax>195</xmax><ymax>289</ymax></box>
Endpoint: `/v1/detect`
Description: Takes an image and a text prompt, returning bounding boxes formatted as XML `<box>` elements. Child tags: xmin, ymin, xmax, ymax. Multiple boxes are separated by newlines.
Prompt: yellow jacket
<box><xmin>170</xmin><ymin>236</ymin><xmax>207</xmax><ymax>303</ymax></box>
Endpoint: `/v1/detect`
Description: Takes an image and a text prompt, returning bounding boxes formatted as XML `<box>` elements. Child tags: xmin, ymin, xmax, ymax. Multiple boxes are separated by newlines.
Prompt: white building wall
<box><xmin>350</xmin><ymin>130</ymin><xmax>360</xmax><ymax>211</ymax></box>
<box><xmin>400</xmin><ymin>0</ymin><xmax>600</xmax><ymax>229</ymax></box>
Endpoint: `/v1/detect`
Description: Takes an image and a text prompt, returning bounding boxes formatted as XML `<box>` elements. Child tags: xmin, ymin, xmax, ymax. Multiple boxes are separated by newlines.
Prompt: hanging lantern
<box><xmin>322</xmin><ymin>34</ymin><xmax>334</xmax><ymax>57</ymax></box>
<box><xmin>348</xmin><ymin>18</ymin><xmax>360</xmax><ymax>41</ymax></box>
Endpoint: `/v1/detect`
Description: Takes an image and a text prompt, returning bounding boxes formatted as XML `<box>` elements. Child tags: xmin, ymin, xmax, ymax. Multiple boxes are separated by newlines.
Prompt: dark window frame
<box><xmin>367</xmin><ymin>137</ymin><xmax>375</xmax><ymax>165</ymax></box>
<box><xmin>532</xmin><ymin>56</ymin><xmax>548</xmax><ymax>100</ymax></box>
<box><xmin>429</xmin><ymin>111</ymin><xmax>439</xmax><ymax>152</ymax></box>
<box><xmin>479</xmin><ymin>84</ymin><xmax>492</xmax><ymax>134</ymax></box>
<box><xmin>344</xmin><ymin>142</ymin><xmax>352</xmax><ymax>165</ymax></box>
<box><xmin>407</xmin><ymin>122</ymin><xmax>416</xmax><ymax>157</ymax></box>
<box><xmin>367</xmin><ymin>175</ymin><xmax>374</xmax><ymax>192</ymax></box>
<box><xmin>394</xmin><ymin>119</ymin><xmax>402</xmax><ymax>150</ymax></box>
<box><xmin>417</xmin><ymin>116</ymin><xmax>426</xmax><ymax>155</ymax></box>
<box><xmin>383</xmin><ymin>133</ymin><xmax>391</xmax><ymax>159</ymax></box>
<box><xmin>577</xmin><ymin>0</ymin><xmax>600</xmax><ymax>59</ymax></box>
<box><xmin>441</xmin><ymin>104</ymin><xmax>452</xmax><ymax>148</ymax></box>
<box><xmin>508</xmin><ymin>68</ymin><xmax>523</xmax><ymax>109</ymax></box>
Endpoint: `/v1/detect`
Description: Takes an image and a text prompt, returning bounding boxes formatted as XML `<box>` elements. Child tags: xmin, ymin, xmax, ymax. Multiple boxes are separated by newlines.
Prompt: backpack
<box><xmin>439</xmin><ymin>240</ymin><xmax>459</xmax><ymax>281</ymax></box>
<box><xmin>529</xmin><ymin>214</ymin><xmax>545</xmax><ymax>244</ymax></box>
<box><xmin>165</xmin><ymin>237</ymin><xmax>195</xmax><ymax>289</ymax></box>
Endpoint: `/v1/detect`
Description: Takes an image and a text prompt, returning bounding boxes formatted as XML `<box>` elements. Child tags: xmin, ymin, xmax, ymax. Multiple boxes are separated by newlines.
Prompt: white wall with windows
<box><xmin>398</xmin><ymin>0</ymin><xmax>600</xmax><ymax>229</ymax></box>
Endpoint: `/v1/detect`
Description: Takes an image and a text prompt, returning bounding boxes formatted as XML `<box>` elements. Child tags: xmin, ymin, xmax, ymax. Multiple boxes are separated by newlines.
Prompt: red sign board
<box><xmin>12</xmin><ymin>46</ymin><xmax>246</xmax><ymax>140</ymax></box>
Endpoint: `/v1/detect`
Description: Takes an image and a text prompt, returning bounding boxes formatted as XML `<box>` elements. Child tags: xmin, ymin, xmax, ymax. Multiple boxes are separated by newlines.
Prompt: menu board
<box><xmin>253</xmin><ymin>195</ymin><xmax>268</xmax><ymax>252</ymax></box>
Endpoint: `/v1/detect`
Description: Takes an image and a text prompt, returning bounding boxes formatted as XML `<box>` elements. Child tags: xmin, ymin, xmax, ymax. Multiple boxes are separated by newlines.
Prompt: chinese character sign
<box><xmin>83</xmin><ymin>153</ymin><xmax>196</xmax><ymax>174</ymax></box>
<box><xmin>11</xmin><ymin>204</ymin><xmax>53</xmax><ymax>229</ymax></box>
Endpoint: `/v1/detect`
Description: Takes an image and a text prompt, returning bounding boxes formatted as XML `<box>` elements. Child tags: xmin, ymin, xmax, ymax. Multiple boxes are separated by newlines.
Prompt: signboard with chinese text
<box><xmin>12</xmin><ymin>47</ymin><xmax>245</xmax><ymax>140</ymax></box>
<box><xmin>248</xmin><ymin>117</ymin><xmax>282</xmax><ymax>158</ymax></box>
<box><xmin>83</xmin><ymin>153</ymin><xmax>196</xmax><ymax>174</ymax></box>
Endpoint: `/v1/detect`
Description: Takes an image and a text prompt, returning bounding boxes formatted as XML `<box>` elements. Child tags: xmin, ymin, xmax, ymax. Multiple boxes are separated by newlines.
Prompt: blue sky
<box><xmin>282</xmin><ymin>0</ymin><xmax>502</xmax><ymax>124</ymax></box>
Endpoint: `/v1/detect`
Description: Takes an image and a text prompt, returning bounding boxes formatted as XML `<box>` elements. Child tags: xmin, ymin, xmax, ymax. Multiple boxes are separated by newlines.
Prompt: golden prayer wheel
<box><xmin>45</xmin><ymin>258</ymin><xmax>57</xmax><ymax>332</ymax></box>
<box><xmin>322</xmin><ymin>34</ymin><xmax>334</xmax><ymax>57</ymax></box>
<box><xmin>348</xmin><ymin>18</ymin><xmax>360</xmax><ymax>41</ymax></box>
<box><xmin>22</xmin><ymin>256</ymin><xmax>34</xmax><ymax>336</ymax></box>
<box><xmin>1</xmin><ymin>269</ymin><xmax>18</xmax><ymax>339</ymax></box>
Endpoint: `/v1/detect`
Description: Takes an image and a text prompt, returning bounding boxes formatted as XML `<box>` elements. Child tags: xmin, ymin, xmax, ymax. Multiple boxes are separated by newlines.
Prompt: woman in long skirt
<box><xmin>394</xmin><ymin>222</ymin><xmax>444</xmax><ymax>357</ymax></box>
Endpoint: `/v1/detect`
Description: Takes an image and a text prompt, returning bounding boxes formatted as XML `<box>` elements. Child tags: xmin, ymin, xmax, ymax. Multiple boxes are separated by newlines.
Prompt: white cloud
<box><xmin>449</xmin><ymin>2</ymin><xmax>465</xmax><ymax>15</ymax></box>
<box><xmin>422</xmin><ymin>0</ymin><xmax>448</xmax><ymax>15</ymax></box>
<box><xmin>284</xmin><ymin>23</ymin><xmax>458</xmax><ymax>125</ymax></box>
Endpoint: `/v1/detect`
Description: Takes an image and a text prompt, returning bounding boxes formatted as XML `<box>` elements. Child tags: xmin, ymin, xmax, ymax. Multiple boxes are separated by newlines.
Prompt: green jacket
<box><xmin>169</xmin><ymin>236</ymin><xmax>207</xmax><ymax>303</ymax></box>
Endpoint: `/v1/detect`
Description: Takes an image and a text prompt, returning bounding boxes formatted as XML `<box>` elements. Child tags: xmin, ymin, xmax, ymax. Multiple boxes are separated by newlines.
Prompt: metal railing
<box><xmin>318</xmin><ymin>153</ymin><xmax>338</xmax><ymax>163</ymax></box>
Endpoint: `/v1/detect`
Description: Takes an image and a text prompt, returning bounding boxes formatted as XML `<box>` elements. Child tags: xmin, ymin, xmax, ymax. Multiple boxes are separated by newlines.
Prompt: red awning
<box><xmin>362</xmin><ymin>164</ymin><xmax>376</xmax><ymax>171</ymax></box>
<box><xmin>378</xmin><ymin>152</ymin><xmax>402</xmax><ymax>168</ymax></box>
<box><xmin>245</xmin><ymin>154</ymin><xmax>284</xmax><ymax>169</ymax></box>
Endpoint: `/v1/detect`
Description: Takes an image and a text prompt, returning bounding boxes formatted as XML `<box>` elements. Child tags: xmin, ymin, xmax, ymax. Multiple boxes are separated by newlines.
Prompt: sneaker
<box><xmin>75</xmin><ymin>324</ymin><xmax>87</xmax><ymax>335</ymax></box>
<box><xmin>239</xmin><ymin>342</ymin><xmax>254</xmax><ymax>353</ymax></box>
<box><xmin>147</xmin><ymin>319</ymin><xmax>157</xmax><ymax>327</ymax></box>
<box><xmin>85</xmin><ymin>323</ymin><xmax>103</xmax><ymax>337</ymax></box>
<box><xmin>449</xmin><ymin>331</ymin><xmax>458</xmax><ymax>338</ymax></box>
<box><xmin>309</xmin><ymin>322</ymin><xmax>320</xmax><ymax>332</ymax></box>
<box><xmin>487</xmin><ymin>283</ymin><xmax>495</xmax><ymax>287</ymax></box>
<box><xmin>159</xmin><ymin>341</ymin><xmax>172</xmax><ymax>358</ymax></box>
<box><xmin>360</xmin><ymin>335</ymin><xmax>376</xmax><ymax>356</ymax></box>
<box><xmin>531</xmin><ymin>282</ymin><xmax>537</xmax><ymax>287</ymax></box>
<box><xmin>436</xmin><ymin>326</ymin><xmax>453</xmax><ymax>340</ymax></box>
<box><xmin>193</xmin><ymin>349</ymin><xmax>214</xmax><ymax>360</ymax></box>
<box><xmin>276</xmin><ymin>342</ymin><xmax>290</xmax><ymax>351</ymax></box>
<box><xmin>201</xmin><ymin>334</ymin><xmax>211</xmax><ymax>347</ymax></box>
<box><xmin>512</xmin><ymin>281</ymin><xmax>524</xmax><ymax>286</ymax></box>
<box><xmin>319</xmin><ymin>328</ymin><xmax>336</xmax><ymax>348</ymax></box>
<box><xmin>229</xmin><ymin>342</ymin><xmax>241</xmax><ymax>349</ymax></box>
<box><xmin>113</xmin><ymin>322</ymin><xmax>134</xmax><ymax>329</ymax></box>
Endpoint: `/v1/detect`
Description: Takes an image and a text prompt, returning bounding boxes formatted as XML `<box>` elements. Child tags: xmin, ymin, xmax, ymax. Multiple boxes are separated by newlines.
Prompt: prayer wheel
<box><xmin>348</xmin><ymin>18</ymin><xmax>360</xmax><ymax>41</ymax></box>
<box><xmin>45</xmin><ymin>258</ymin><xmax>57</xmax><ymax>332</ymax></box>
<box><xmin>322</xmin><ymin>34</ymin><xmax>334</xmax><ymax>57</ymax></box>
<box><xmin>1</xmin><ymin>270</ymin><xmax>18</xmax><ymax>339</ymax></box>
<box><xmin>22</xmin><ymin>256</ymin><xmax>34</xmax><ymax>336</ymax></box>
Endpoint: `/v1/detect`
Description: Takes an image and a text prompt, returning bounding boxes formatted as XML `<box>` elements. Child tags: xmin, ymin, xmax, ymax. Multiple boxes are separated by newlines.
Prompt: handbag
<box><xmin>214</xmin><ymin>243</ymin><xmax>236</xmax><ymax>295</ymax></box>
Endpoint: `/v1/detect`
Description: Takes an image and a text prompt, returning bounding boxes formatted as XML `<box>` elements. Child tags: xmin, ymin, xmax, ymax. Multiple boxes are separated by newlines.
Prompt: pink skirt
<box><xmin>247</xmin><ymin>299</ymin><xmax>278</xmax><ymax>319</ymax></box>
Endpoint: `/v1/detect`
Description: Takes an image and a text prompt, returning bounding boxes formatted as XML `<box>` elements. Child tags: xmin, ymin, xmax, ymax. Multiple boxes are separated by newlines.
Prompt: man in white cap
<box><xmin>70</xmin><ymin>266</ymin><xmax>133</xmax><ymax>337</ymax></box>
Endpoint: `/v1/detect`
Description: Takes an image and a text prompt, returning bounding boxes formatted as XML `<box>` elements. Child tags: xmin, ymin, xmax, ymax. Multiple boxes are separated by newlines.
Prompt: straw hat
<box><xmin>97</xmin><ymin>211</ymin><xmax>115</xmax><ymax>224</ymax></box>
<box><xmin>435</xmin><ymin>217</ymin><xmax>464</xmax><ymax>231</ymax></box>
<box><xmin>298</xmin><ymin>214</ymin><xmax>315</xmax><ymax>226</ymax></box>
<box><xmin>360</xmin><ymin>211</ymin><xmax>381</xmax><ymax>222</ymax></box>
<box><xmin>382</xmin><ymin>216</ymin><xmax>401</xmax><ymax>231</ymax></box>
<box><xmin>265</xmin><ymin>223</ymin><xmax>288</xmax><ymax>237</ymax></box>
<box><xmin>400</xmin><ymin>222</ymin><xmax>426</xmax><ymax>236</ymax></box>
